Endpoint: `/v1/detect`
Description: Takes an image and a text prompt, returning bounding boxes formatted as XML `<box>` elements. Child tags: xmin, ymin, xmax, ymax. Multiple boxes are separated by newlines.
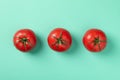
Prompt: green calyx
<box><xmin>52</xmin><ymin>32</ymin><xmax>67</xmax><ymax>47</ymax></box>
<box><xmin>56</xmin><ymin>37</ymin><xmax>64</xmax><ymax>44</ymax></box>
<box><xmin>21</xmin><ymin>38</ymin><xmax>28</xmax><ymax>43</ymax></box>
<box><xmin>93</xmin><ymin>37</ymin><xmax>100</xmax><ymax>45</ymax></box>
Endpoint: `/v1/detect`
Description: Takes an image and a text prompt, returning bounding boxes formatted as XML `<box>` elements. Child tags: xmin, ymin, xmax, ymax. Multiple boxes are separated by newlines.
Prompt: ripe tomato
<box><xmin>83</xmin><ymin>29</ymin><xmax>107</xmax><ymax>52</ymax></box>
<box><xmin>47</xmin><ymin>28</ymin><xmax>72</xmax><ymax>52</ymax></box>
<box><xmin>13</xmin><ymin>29</ymin><xmax>37</xmax><ymax>52</ymax></box>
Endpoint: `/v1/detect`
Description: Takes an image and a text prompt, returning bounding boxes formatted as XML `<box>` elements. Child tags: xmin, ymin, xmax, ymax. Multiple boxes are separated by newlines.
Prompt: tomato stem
<box><xmin>21</xmin><ymin>38</ymin><xmax>28</xmax><ymax>43</ymax></box>
<box><xmin>93</xmin><ymin>37</ymin><xmax>101</xmax><ymax>50</ymax></box>
<box><xmin>94</xmin><ymin>38</ymin><xmax>100</xmax><ymax>45</ymax></box>
<box><xmin>57</xmin><ymin>38</ymin><xmax>64</xmax><ymax>44</ymax></box>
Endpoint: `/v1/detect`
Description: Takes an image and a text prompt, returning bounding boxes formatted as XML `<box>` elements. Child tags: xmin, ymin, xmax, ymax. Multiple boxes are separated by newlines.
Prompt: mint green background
<box><xmin>0</xmin><ymin>0</ymin><xmax>120</xmax><ymax>80</ymax></box>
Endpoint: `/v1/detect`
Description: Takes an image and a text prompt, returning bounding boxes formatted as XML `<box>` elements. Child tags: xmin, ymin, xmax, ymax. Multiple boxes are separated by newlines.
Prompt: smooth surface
<box><xmin>0</xmin><ymin>0</ymin><xmax>120</xmax><ymax>80</ymax></box>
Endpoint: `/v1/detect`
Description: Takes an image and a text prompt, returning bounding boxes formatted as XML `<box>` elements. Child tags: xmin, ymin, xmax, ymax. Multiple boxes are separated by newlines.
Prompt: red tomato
<box><xmin>13</xmin><ymin>29</ymin><xmax>37</xmax><ymax>52</ymax></box>
<box><xmin>83</xmin><ymin>29</ymin><xmax>107</xmax><ymax>52</ymax></box>
<box><xmin>47</xmin><ymin>28</ymin><xmax>72</xmax><ymax>52</ymax></box>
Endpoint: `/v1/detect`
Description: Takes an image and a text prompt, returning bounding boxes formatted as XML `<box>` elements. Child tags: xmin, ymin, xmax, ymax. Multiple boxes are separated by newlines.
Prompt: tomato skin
<box><xmin>48</xmin><ymin>28</ymin><xmax>72</xmax><ymax>52</ymax></box>
<box><xmin>13</xmin><ymin>29</ymin><xmax>37</xmax><ymax>52</ymax></box>
<box><xmin>83</xmin><ymin>29</ymin><xmax>107</xmax><ymax>52</ymax></box>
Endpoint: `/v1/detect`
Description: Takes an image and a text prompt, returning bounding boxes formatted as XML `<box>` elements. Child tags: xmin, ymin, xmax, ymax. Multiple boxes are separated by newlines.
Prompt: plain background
<box><xmin>0</xmin><ymin>0</ymin><xmax>120</xmax><ymax>80</ymax></box>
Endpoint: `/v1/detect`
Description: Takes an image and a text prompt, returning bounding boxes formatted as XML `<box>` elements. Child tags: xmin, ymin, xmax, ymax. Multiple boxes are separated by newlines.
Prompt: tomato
<box><xmin>47</xmin><ymin>28</ymin><xmax>72</xmax><ymax>52</ymax></box>
<box><xmin>13</xmin><ymin>29</ymin><xmax>37</xmax><ymax>52</ymax></box>
<box><xmin>83</xmin><ymin>29</ymin><xmax>107</xmax><ymax>52</ymax></box>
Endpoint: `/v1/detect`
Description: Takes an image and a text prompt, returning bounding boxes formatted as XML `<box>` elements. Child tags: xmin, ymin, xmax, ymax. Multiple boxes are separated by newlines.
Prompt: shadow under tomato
<box><xmin>62</xmin><ymin>35</ymin><xmax>81</xmax><ymax>56</ymax></box>
<box><xmin>92</xmin><ymin>34</ymin><xmax>116</xmax><ymax>57</ymax></box>
<box><xmin>29</xmin><ymin>35</ymin><xmax>44</xmax><ymax>55</ymax></box>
